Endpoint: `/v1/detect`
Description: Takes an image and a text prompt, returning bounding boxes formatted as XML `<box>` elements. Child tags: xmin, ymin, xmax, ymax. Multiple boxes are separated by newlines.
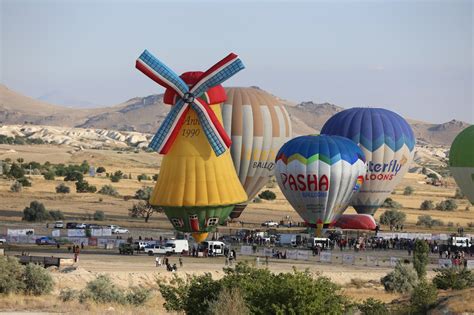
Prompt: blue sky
<box><xmin>1</xmin><ymin>0</ymin><xmax>472</xmax><ymax>123</ymax></box>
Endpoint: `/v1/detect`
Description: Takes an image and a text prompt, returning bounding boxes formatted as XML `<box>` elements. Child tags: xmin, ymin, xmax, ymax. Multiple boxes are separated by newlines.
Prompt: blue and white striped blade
<box><xmin>148</xmin><ymin>98</ymin><xmax>186</xmax><ymax>152</ymax></box>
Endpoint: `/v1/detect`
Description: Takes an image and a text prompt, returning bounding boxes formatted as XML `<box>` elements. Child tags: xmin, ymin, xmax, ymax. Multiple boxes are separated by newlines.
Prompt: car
<box><xmin>86</xmin><ymin>224</ymin><xmax>101</xmax><ymax>229</ymax></box>
<box><xmin>35</xmin><ymin>236</ymin><xmax>57</xmax><ymax>245</ymax></box>
<box><xmin>112</xmin><ymin>227</ymin><xmax>129</xmax><ymax>234</ymax></box>
<box><xmin>0</xmin><ymin>238</ymin><xmax>6</xmax><ymax>245</ymax></box>
<box><xmin>261</xmin><ymin>221</ymin><xmax>279</xmax><ymax>228</ymax></box>
<box><xmin>66</xmin><ymin>222</ymin><xmax>78</xmax><ymax>229</ymax></box>
<box><xmin>54</xmin><ymin>221</ymin><xmax>64</xmax><ymax>229</ymax></box>
<box><xmin>118</xmin><ymin>243</ymin><xmax>134</xmax><ymax>255</ymax></box>
<box><xmin>146</xmin><ymin>244</ymin><xmax>173</xmax><ymax>256</ymax></box>
<box><xmin>75</xmin><ymin>223</ymin><xmax>87</xmax><ymax>229</ymax></box>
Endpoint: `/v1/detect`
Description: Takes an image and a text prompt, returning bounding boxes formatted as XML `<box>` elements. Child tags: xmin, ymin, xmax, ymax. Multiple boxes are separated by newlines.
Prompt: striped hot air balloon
<box><xmin>450</xmin><ymin>125</ymin><xmax>474</xmax><ymax>205</ymax></box>
<box><xmin>321</xmin><ymin>108</ymin><xmax>415</xmax><ymax>215</ymax></box>
<box><xmin>275</xmin><ymin>135</ymin><xmax>366</xmax><ymax>229</ymax></box>
<box><xmin>222</xmin><ymin>87</ymin><xmax>292</xmax><ymax>218</ymax></box>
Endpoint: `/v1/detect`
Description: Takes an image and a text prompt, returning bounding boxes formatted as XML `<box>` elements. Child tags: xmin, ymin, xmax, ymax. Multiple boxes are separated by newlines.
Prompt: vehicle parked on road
<box><xmin>54</xmin><ymin>221</ymin><xmax>64</xmax><ymax>229</ymax></box>
<box><xmin>76</xmin><ymin>223</ymin><xmax>87</xmax><ymax>229</ymax></box>
<box><xmin>146</xmin><ymin>244</ymin><xmax>173</xmax><ymax>256</ymax></box>
<box><xmin>85</xmin><ymin>224</ymin><xmax>101</xmax><ymax>229</ymax></box>
<box><xmin>261</xmin><ymin>221</ymin><xmax>279</xmax><ymax>228</ymax></box>
<box><xmin>164</xmin><ymin>239</ymin><xmax>189</xmax><ymax>254</ymax></box>
<box><xmin>277</xmin><ymin>234</ymin><xmax>297</xmax><ymax>247</ymax></box>
<box><xmin>307</xmin><ymin>237</ymin><xmax>330</xmax><ymax>249</ymax></box>
<box><xmin>112</xmin><ymin>227</ymin><xmax>129</xmax><ymax>234</ymax></box>
<box><xmin>451</xmin><ymin>237</ymin><xmax>471</xmax><ymax>248</ymax></box>
<box><xmin>35</xmin><ymin>236</ymin><xmax>57</xmax><ymax>245</ymax></box>
<box><xmin>0</xmin><ymin>237</ymin><xmax>6</xmax><ymax>245</ymax></box>
<box><xmin>66</xmin><ymin>222</ymin><xmax>78</xmax><ymax>229</ymax></box>
<box><xmin>118</xmin><ymin>243</ymin><xmax>134</xmax><ymax>255</ymax></box>
<box><xmin>201</xmin><ymin>241</ymin><xmax>226</xmax><ymax>256</ymax></box>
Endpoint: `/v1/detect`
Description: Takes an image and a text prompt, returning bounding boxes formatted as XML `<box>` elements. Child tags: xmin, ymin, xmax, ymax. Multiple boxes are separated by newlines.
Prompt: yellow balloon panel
<box><xmin>150</xmin><ymin>103</ymin><xmax>248</xmax><ymax>207</ymax></box>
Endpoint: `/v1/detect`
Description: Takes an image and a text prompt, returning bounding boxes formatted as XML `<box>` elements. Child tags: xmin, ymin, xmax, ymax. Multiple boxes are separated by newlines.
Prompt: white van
<box><xmin>277</xmin><ymin>234</ymin><xmax>297</xmax><ymax>247</ymax></box>
<box><xmin>201</xmin><ymin>241</ymin><xmax>226</xmax><ymax>256</ymax></box>
<box><xmin>165</xmin><ymin>239</ymin><xmax>189</xmax><ymax>254</ymax></box>
<box><xmin>451</xmin><ymin>237</ymin><xmax>471</xmax><ymax>248</ymax></box>
<box><xmin>307</xmin><ymin>237</ymin><xmax>330</xmax><ymax>249</ymax></box>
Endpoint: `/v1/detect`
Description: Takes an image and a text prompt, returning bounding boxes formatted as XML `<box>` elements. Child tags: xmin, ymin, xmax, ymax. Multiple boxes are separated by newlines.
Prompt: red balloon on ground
<box><xmin>332</xmin><ymin>214</ymin><xmax>377</xmax><ymax>230</ymax></box>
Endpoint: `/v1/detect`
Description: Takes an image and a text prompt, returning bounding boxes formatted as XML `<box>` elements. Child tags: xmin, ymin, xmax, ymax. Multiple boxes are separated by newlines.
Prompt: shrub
<box><xmin>23</xmin><ymin>201</ymin><xmax>51</xmax><ymax>222</ymax></box>
<box><xmin>209</xmin><ymin>287</ymin><xmax>249</xmax><ymax>315</ymax></box>
<box><xmin>357</xmin><ymin>298</ymin><xmax>389</xmax><ymax>315</ymax></box>
<box><xmin>258</xmin><ymin>190</ymin><xmax>276</xmax><ymax>201</ymax></box>
<box><xmin>403</xmin><ymin>186</ymin><xmax>414</xmax><ymax>195</ymax></box>
<box><xmin>380</xmin><ymin>261</ymin><xmax>418</xmax><ymax>293</ymax></box>
<box><xmin>379</xmin><ymin>209</ymin><xmax>406</xmax><ymax>227</ymax></box>
<box><xmin>59</xmin><ymin>288</ymin><xmax>79</xmax><ymax>301</ymax></box>
<box><xmin>125</xmin><ymin>286</ymin><xmax>152</xmax><ymax>306</ymax></box>
<box><xmin>410</xmin><ymin>280</ymin><xmax>437</xmax><ymax>314</ymax></box>
<box><xmin>0</xmin><ymin>256</ymin><xmax>25</xmax><ymax>294</ymax></box>
<box><xmin>22</xmin><ymin>263</ymin><xmax>54</xmax><ymax>295</ymax></box>
<box><xmin>76</xmin><ymin>180</ymin><xmax>97</xmax><ymax>193</ymax></box>
<box><xmin>79</xmin><ymin>275</ymin><xmax>124</xmax><ymax>304</ymax></box>
<box><xmin>43</xmin><ymin>171</ymin><xmax>55</xmax><ymax>180</ymax></box>
<box><xmin>382</xmin><ymin>198</ymin><xmax>402</xmax><ymax>209</ymax></box>
<box><xmin>48</xmin><ymin>210</ymin><xmax>65</xmax><ymax>220</ymax></box>
<box><xmin>135</xmin><ymin>186</ymin><xmax>153</xmax><ymax>200</ymax></box>
<box><xmin>137</xmin><ymin>173</ymin><xmax>148</xmax><ymax>182</ymax></box>
<box><xmin>433</xmin><ymin>267</ymin><xmax>474</xmax><ymax>290</ymax></box>
<box><xmin>17</xmin><ymin>177</ymin><xmax>31</xmax><ymax>187</ymax></box>
<box><xmin>152</xmin><ymin>174</ymin><xmax>159</xmax><ymax>181</ymax></box>
<box><xmin>417</xmin><ymin>215</ymin><xmax>433</xmax><ymax>227</ymax></box>
<box><xmin>98</xmin><ymin>185</ymin><xmax>119</xmax><ymax>197</ymax></box>
<box><xmin>420</xmin><ymin>200</ymin><xmax>435</xmax><ymax>210</ymax></box>
<box><xmin>8</xmin><ymin>163</ymin><xmax>25</xmax><ymax>179</ymax></box>
<box><xmin>93</xmin><ymin>210</ymin><xmax>105</xmax><ymax>221</ymax></box>
<box><xmin>10</xmin><ymin>181</ymin><xmax>22</xmax><ymax>192</ymax></box>
<box><xmin>64</xmin><ymin>171</ymin><xmax>83</xmax><ymax>182</ymax></box>
<box><xmin>96</xmin><ymin>166</ymin><xmax>106</xmax><ymax>174</ymax></box>
<box><xmin>436</xmin><ymin>199</ymin><xmax>457</xmax><ymax>211</ymax></box>
<box><xmin>110</xmin><ymin>170</ymin><xmax>123</xmax><ymax>183</ymax></box>
<box><xmin>55</xmin><ymin>183</ymin><xmax>70</xmax><ymax>194</ymax></box>
<box><xmin>413</xmin><ymin>240</ymin><xmax>429</xmax><ymax>278</ymax></box>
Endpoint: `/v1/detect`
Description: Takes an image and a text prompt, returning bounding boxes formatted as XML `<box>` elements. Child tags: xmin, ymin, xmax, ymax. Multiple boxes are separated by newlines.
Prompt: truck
<box><xmin>201</xmin><ymin>241</ymin><xmax>226</xmax><ymax>256</ymax></box>
<box><xmin>0</xmin><ymin>237</ymin><xmax>6</xmax><ymax>245</ymax></box>
<box><xmin>145</xmin><ymin>244</ymin><xmax>173</xmax><ymax>256</ymax></box>
<box><xmin>277</xmin><ymin>234</ymin><xmax>297</xmax><ymax>247</ymax></box>
<box><xmin>164</xmin><ymin>239</ymin><xmax>189</xmax><ymax>254</ymax></box>
<box><xmin>118</xmin><ymin>243</ymin><xmax>134</xmax><ymax>255</ymax></box>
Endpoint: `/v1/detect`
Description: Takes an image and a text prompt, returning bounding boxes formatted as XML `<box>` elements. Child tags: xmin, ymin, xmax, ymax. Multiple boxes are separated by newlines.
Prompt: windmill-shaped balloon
<box><xmin>136</xmin><ymin>50</ymin><xmax>248</xmax><ymax>242</ymax></box>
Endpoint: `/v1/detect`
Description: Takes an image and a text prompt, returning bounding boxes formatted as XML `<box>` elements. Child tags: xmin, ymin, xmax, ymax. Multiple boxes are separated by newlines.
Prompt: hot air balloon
<box><xmin>221</xmin><ymin>87</ymin><xmax>292</xmax><ymax>219</ymax></box>
<box><xmin>275</xmin><ymin>135</ymin><xmax>366</xmax><ymax>232</ymax></box>
<box><xmin>135</xmin><ymin>50</ymin><xmax>248</xmax><ymax>242</ymax></box>
<box><xmin>332</xmin><ymin>214</ymin><xmax>377</xmax><ymax>230</ymax></box>
<box><xmin>321</xmin><ymin>108</ymin><xmax>415</xmax><ymax>215</ymax></box>
<box><xmin>449</xmin><ymin>125</ymin><xmax>474</xmax><ymax>205</ymax></box>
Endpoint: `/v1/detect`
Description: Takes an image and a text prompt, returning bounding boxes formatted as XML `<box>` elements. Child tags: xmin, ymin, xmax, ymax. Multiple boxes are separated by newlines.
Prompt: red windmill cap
<box><xmin>163</xmin><ymin>71</ymin><xmax>227</xmax><ymax>105</ymax></box>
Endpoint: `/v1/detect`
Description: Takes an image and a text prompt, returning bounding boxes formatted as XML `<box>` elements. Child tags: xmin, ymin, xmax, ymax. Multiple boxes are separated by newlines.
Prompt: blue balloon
<box><xmin>321</xmin><ymin>108</ymin><xmax>415</xmax><ymax>215</ymax></box>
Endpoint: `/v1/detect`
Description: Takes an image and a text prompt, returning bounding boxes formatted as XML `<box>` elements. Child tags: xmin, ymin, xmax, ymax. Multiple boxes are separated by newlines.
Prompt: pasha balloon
<box><xmin>275</xmin><ymin>135</ymin><xmax>366</xmax><ymax>228</ymax></box>
<box><xmin>449</xmin><ymin>125</ymin><xmax>474</xmax><ymax>205</ymax></box>
<box><xmin>136</xmin><ymin>50</ymin><xmax>247</xmax><ymax>242</ymax></box>
<box><xmin>221</xmin><ymin>87</ymin><xmax>292</xmax><ymax>219</ymax></box>
<box><xmin>321</xmin><ymin>108</ymin><xmax>415</xmax><ymax>215</ymax></box>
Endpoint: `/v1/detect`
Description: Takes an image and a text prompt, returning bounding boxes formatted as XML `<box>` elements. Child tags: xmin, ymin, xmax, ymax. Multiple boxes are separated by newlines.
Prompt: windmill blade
<box><xmin>136</xmin><ymin>50</ymin><xmax>189</xmax><ymax>97</ymax></box>
<box><xmin>190</xmin><ymin>53</ymin><xmax>245</xmax><ymax>97</ymax></box>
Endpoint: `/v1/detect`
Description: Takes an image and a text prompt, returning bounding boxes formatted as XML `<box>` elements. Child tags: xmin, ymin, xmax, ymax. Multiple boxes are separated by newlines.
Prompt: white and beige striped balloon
<box><xmin>221</xmin><ymin>87</ymin><xmax>292</xmax><ymax>218</ymax></box>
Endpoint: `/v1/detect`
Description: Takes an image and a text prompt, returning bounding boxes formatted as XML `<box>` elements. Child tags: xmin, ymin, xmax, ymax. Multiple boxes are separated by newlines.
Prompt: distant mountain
<box><xmin>37</xmin><ymin>90</ymin><xmax>98</xmax><ymax>108</ymax></box>
<box><xmin>0</xmin><ymin>84</ymin><xmax>470</xmax><ymax>146</ymax></box>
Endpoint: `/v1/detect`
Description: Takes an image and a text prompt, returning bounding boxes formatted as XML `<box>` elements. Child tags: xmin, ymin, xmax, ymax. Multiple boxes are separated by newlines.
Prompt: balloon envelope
<box><xmin>222</xmin><ymin>87</ymin><xmax>292</xmax><ymax>218</ymax></box>
<box><xmin>275</xmin><ymin>135</ymin><xmax>366</xmax><ymax>226</ymax></box>
<box><xmin>449</xmin><ymin>125</ymin><xmax>474</xmax><ymax>205</ymax></box>
<box><xmin>332</xmin><ymin>214</ymin><xmax>377</xmax><ymax>230</ymax></box>
<box><xmin>321</xmin><ymin>108</ymin><xmax>415</xmax><ymax>215</ymax></box>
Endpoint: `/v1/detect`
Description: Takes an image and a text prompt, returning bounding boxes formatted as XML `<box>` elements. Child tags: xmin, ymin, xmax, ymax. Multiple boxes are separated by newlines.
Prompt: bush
<box><xmin>17</xmin><ymin>177</ymin><xmax>31</xmax><ymax>187</ymax></box>
<box><xmin>209</xmin><ymin>287</ymin><xmax>249</xmax><ymax>315</ymax></box>
<box><xmin>420</xmin><ymin>200</ymin><xmax>435</xmax><ymax>210</ymax></box>
<box><xmin>403</xmin><ymin>186</ymin><xmax>414</xmax><ymax>195</ymax></box>
<box><xmin>43</xmin><ymin>170</ymin><xmax>55</xmax><ymax>180</ymax></box>
<box><xmin>48</xmin><ymin>210</ymin><xmax>65</xmax><ymax>220</ymax></box>
<box><xmin>110</xmin><ymin>170</ymin><xmax>123</xmax><ymax>183</ymax></box>
<box><xmin>125</xmin><ymin>286</ymin><xmax>152</xmax><ymax>306</ymax></box>
<box><xmin>59</xmin><ymin>288</ymin><xmax>79</xmax><ymax>301</ymax></box>
<box><xmin>23</xmin><ymin>201</ymin><xmax>50</xmax><ymax>222</ymax></box>
<box><xmin>0</xmin><ymin>256</ymin><xmax>25</xmax><ymax>294</ymax></box>
<box><xmin>417</xmin><ymin>215</ymin><xmax>433</xmax><ymax>227</ymax></box>
<box><xmin>76</xmin><ymin>180</ymin><xmax>97</xmax><ymax>193</ymax></box>
<box><xmin>93</xmin><ymin>210</ymin><xmax>105</xmax><ymax>221</ymax></box>
<box><xmin>22</xmin><ymin>263</ymin><xmax>54</xmax><ymax>295</ymax></box>
<box><xmin>382</xmin><ymin>198</ymin><xmax>402</xmax><ymax>209</ymax></box>
<box><xmin>137</xmin><ymin>173</ymin><xmax>148</xmax><ymax>182</ymax></box>
<box><xmin>10</xmin><ymin>181</ymin><xmax>22</xmax><ymax>192</ymax></box>
<box><xmin>8</xmin><ymin>163</ymin><xmax>25</xmax><ymax>179</ymax></box>
<box><xmin>380</xmin><ymin>261</ymin><xmax>418</xmax><ymax>293</ymax></box>
<box><xmin>436</xmin><ymin>199</ymin><xmax>458</xmax><ymax>211</ymax></box>
<box><xmin>96</xmin><ymin>166</ymin><xmax>106</xmax><ymax>174</ymax></box>
<box><xmin>357</xmin><ymin>298</ymin><xmax>389</xmax><ymax>315</ymax></box>
<box><xmin>98</xmin><ymin>185</ymin><xmax>119</xmax><ymax>197</ymax></box>
<box><xmin>413</xmin><ymin>240</ymin><xmax>429</xmax><ymax>278</ymax></box>
<box><xmin>135</xmin><ymin>186</ymin><xmax>153</xmax><ymax>200</ymax></box>
<box><xmin>64</xmin><ymin>170</ymin><xmax>84</xmax><ymax>182</ymax></box>
<box><xmin>79</xmin><ymin>275</ymin><xmax>124</xmax><ymax>304</ymax></box>
<box><xmin>258</xmin><ymin>190</ymin><xmax>276</xmax><ymax>201</ymax></box>
<box><xmin>410</xmin><ymin>280</ymin><xmax>437</xmax><ymax>314</ymax></box>
<box><xmin>433</xmin><ymin>267</ymin><xmax>474</xmax><ymax>290</ymax></box>
<box><xmin>159</xmin><ymin>262</ymin><xmax>349</xmax><ymax>315</ymax></box>
<box><xmin>152</xmin><ymin>174</ymin><xmax>159</xmax><ymax>181</ymax></box>
<box><xmin>55</xmin><ymin>183</ymin><xmax>70</xmax><ymax>194</ymax></box>
<box><xmin>379</xmin><ymin>209</ymin><xmax>406</xmax><ymax>227</ymax></box>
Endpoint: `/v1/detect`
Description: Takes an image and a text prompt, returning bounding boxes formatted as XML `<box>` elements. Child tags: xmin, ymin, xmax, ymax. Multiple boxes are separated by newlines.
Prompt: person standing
<box><xmin>156</xmin><ymin>256</ymin><xmax>161</xmax><ymax>267</ymax></box>
<box><xmin>179</xmin><ymin>257</ymin><xmax>183</xmax><ymax>268</ymax></box>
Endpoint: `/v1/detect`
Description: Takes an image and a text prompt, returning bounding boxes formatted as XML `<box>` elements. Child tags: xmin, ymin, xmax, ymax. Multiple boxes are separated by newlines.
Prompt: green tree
<box><xmin>48</xmin><ymin>210</ymin><xmax>65</xmax><ymax>220</ymax></box>
<box><xmin>17</xmin><ymin>177</ymin><xmax>31</xmax><ymax>187</ymax></box>
<box><xmin>420</xmin><ymin>200</ymin><xmax>435</xmax><ymax>210</ymax></box>
<box><xmin>93</xmin><ymin>210</ymin><xmax>106</xmax><ymax>221</ymax></box>
<box><xmin>357</xmin><ymin>298</ymin><xmax>389</xmax><ymax>315</ymax></box>
<box><xmin>96</xmin><ymin>166</ymin><xmax>106</xmax><ymax>174</ymax></box>
<box><xmin>75</xmin><ymin>180</ymin><xmax>97</xmax><ymax>193</ymax></box>
<box><xmin>64</xmin><ymin>171</ymin><xmax>83</xmax><ymax>182</ymax></box>
<box><xmin>129</xmin><ymin>201</ymin><xmax>160</xmax><ymax>223</ymax></box>
<box><xmin>56</xmin><ymin>183</ymin><xmax>70</xmax><ymax>194</ymax></box>
<box><xmin>413</xmin><ymin>240</ymin><xmax>429</xmax><ymax>279</ymax></box>
<box><xmin>379</xmin><ymin>209</ymin><xmax>406</xmax><ymax>227</ymax></box>
<box><xmin>8</xmin><ymin>163</ymin><xmax>25</xmax><ymax>179</ymax></box>
<box><xmin>403</xmin><ymin>186</ymin><xmax>414</xmax><ymax>195</ymax></box>
<box><xmin>43</xmin><ymin>170</ymin><xmax>55</xmax><ymax>180</ymax></box>
<box><xmin>23</xmin><ymin>263</ymin><xmax>54</xmax><ymax>295</ymax></box>
<box><xmin>135</xmin><ymin>186</ymin><xmax>153</xmax><ymax>200</ymax></box>
<box><xmin>436</xmin><ymin>199</ymin><xmax>458</xmax><ymax>211</ymax></box>
<box><xmin>110</xmin><ymin>170</ymin><xmax>123</xmax><ymax>183</ymax></box>
<box><xmin>137</xmin><ymin>173</ymin><xmax>148</xmax><ymax>182</ymax></box>
<box><xmin>380</xmin><ymin>261</ymin><xmax>418</xmax><ymax>293</ymax></box>
<box><xmin>152</xmin><ymin>174</ymin><xmax>159</xmax><ymax>181</ymax></box>
<box><xmin>410</xmin><ymin>280</ymin><xmax>437</xmax><ymax>314</ymax></box>
<box><xmin>258</xmin><ymin>190</ymin><xmax>276</xmax><ymax>201</ymax></box>
<box><xmin>433</xmin><ymin>267</ymin><xmax>474</xmax><ymax>290</ymax></box>
<box><xmin>382</xmin><ymin>198</ymin><xmax>402</xmax><ymax>209</ymax></box>
<box><xmin>98</xmin><ymin>185</ymin><xmax>119</xmax><ymax>197</ymax></box>
<box><xmin>22</xmin><ymin>201</ymin><xmax>51</xmax><ymax>222</ymax></box>
<box><xmin>0</xmin><ymin>256</ymin><xmax>25</xmax><ymax>294</ymax></box>
<box><xmin>10</xmin><ymin>181</ymin><xmax>22</xmax><ymax>192</ymax></box>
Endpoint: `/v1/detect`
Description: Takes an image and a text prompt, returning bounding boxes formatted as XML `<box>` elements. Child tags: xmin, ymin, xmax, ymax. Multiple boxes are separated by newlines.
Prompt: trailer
<box><xmin>15</xmin><ymin>255</ymin><xmax>75</xmax><ymax>268</ymax></box>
